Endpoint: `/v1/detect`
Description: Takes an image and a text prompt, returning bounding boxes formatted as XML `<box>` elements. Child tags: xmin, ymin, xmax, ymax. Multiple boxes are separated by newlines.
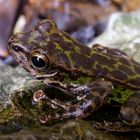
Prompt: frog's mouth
<box><xmin>35</xmin><ymin>72</ymin><xmax>58</xmax><ymax>80</ymax></box>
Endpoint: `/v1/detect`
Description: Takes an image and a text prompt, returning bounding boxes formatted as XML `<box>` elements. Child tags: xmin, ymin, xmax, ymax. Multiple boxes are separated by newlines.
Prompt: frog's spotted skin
<box><xmin>8</xmin><ymin>20</ymin><xmax>140</xmax><ymax>125</ymax></box>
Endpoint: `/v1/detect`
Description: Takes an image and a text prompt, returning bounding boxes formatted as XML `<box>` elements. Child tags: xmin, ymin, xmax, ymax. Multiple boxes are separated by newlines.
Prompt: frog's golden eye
<box><xmin>31</xmin><ymin>53</ymin><xmax>50</xmax><ymax>70</ymax></box>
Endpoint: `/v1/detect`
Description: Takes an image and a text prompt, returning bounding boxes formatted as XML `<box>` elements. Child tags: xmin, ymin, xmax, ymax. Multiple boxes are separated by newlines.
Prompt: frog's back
<box><xmin>43</xmin><ymin>20</ymin><xmax>140</xmax><ymax>89</ymax></box>
<box><xmin>65</xmin><ymin>41</ymin><xmax>140</xmax><ymax>89</ymax></box>
<box><xmin>54</xmin><ymin>32</ymin><xmax>140</xmax><ymax>89</ymax></box>
<box><xmin>89</xmin><ymin>44</ymin><xmax>140</xmax><ymax>89</ymax></box>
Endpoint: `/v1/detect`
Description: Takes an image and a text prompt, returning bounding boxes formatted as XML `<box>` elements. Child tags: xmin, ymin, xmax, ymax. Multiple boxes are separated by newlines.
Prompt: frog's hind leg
<box><xmin>120</xmin><ymin>92</ymin><xmax>140</xmax><ymax>126</ymax></box>
<box><xmin>66</xmin><ymin>81</ymin><xmax>112</xmax><ymax>118</ymax></box>
<box><xmin>39</xmin><ymin>80</ymin><xmax>112</xmax><ymax>123</ymax></box>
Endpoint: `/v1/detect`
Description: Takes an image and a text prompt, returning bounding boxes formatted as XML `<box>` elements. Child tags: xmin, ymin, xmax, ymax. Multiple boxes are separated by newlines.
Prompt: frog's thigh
<box><xmin>120</xmin><ymin>92</ymin><xmax>140</xmax><ymax>125</ymax></box>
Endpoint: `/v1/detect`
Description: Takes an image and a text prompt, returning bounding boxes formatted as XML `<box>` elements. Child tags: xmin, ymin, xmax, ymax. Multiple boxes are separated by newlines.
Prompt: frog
<box><xmin>8</xmin><ymin>19</ymin><xmax>140</xmax><ymax>126</ymax></box>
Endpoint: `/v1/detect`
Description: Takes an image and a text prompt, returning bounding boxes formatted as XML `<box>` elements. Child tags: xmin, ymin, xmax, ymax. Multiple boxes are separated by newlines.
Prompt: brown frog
<box><xmin>8</xmin><ymin>20</ymin><xmax>140</xmax><ymax>126</ymax></box>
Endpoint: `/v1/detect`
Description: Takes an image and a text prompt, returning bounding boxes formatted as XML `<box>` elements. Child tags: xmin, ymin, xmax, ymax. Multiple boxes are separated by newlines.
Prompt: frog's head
<box><xmin>8</xmin><ymin>20</ymin><xmax>83</xmax><ymax>79</ymax></box>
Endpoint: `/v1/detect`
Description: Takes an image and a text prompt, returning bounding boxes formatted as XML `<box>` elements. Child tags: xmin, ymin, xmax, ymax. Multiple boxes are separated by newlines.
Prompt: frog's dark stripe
<box><xmin>70</xmin><ymin>52</ymin><xmax>94</xmax><ymax>70</ymax></box>
<box><xmin>127</xmin><ymin>78</ymin><xmax>140</xmax><ymax>87</ymax></box>
<box><xmin>118</xmin><ymin>65</ymin><xmax>135</xmax><ymax>76</ymax></box>
<box><xmin>57</xmin><ymin>52</ymin><xmax>71</xmax><ymax>68</ymax></box>
<box><xmin>110</xmin><ymin>70</ymin><xmax>128</xmax><ymax>80</ymax></box>
<box><xmin>50</xmin><ymin>33</ymin><xmax>63</xmax><ymax>42</ymax></box>
<box><xmin>91</xmin><ymin>53</ymin><xmax>117</xmax><ymax>66</ymax></box>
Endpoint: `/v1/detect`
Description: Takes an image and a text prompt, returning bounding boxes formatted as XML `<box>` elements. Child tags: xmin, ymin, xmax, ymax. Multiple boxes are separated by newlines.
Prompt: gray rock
<box><xmin>0</xmin><ymin>120</ymin><xmax>139</xmax><ymax>140</ymax></box>
<box><xmin>0</xmin><ymin>65</ymin><xmax>34</xmax><ymax>102</ymax></box>
<box><xmin>89</xmin><ymin>9</ymin><xmax>140</xmax><ymax>62</ymax></box>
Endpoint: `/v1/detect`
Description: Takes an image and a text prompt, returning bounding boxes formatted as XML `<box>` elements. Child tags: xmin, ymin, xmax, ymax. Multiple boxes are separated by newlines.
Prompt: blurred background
<box><xmin>1</xmin><ymin>0</ymin><xmax>140</xmax><ymax>66</ymax></box>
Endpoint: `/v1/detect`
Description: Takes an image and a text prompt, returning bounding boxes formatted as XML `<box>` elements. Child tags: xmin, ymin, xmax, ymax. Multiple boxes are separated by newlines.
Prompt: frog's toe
<box><xmin>33</xmin><ymin>90</ymin><xmax>46</xmax><ymax>102</ymax></box>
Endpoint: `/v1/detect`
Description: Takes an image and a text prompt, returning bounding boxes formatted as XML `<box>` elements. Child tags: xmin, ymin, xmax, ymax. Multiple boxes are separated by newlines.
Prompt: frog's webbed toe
<box><xmin>120</xmin><ymin>92</ymin><xmax>140</xmax><ymax>126</ymax></box>
<box><xmin>33</xmin><ymin>90</ymin><xmax>69</xmax><ymax>110</ymax></box>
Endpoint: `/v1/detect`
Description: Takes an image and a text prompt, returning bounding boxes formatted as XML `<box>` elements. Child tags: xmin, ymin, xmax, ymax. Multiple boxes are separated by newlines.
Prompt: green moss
<box><xmin>72</xmin><ymin>76</ymin><xmax>92</xmax><ymax>84</ymax></box>
<box><xmin>0</xmin><ymin>108</ymin><xmax>13</xmax><ymax>120</ymax></box>
<box><xmin>63</xmin><ymin>73</ymin><xmax>92</xmax><ymax>85</ymax></box>
<box><xmin>109</xmin><ymin>86</ymin><xmax>134</xmax><ymax>104</ymax></box>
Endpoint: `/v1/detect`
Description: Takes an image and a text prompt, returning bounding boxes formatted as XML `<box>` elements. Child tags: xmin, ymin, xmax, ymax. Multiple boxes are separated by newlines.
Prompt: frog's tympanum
<box><xmin>8</xmin><ymin>20</ymin><xmax>140</xmax><ymax>126</ymax></box>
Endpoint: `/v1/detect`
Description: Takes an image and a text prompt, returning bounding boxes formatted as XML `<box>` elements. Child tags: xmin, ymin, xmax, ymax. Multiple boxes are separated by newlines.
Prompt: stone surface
<box><xmin>0</xmin><ymin>120</ymin><xmax>139</xmax><ymax>140</ymax></box>
<box><xmin>0</xmin><ymin>65</ymin><xmax>34</xmax><ymax>103</ymax></box>
<box><xmin>89</xmin><ymin>9</ymin><xmax>140</xmax><ymax>62</ymax></box>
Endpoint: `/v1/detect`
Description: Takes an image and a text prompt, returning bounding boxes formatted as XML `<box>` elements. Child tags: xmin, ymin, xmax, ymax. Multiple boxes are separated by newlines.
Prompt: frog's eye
<box><xmin>31</xmin><ymin>54</ymin><xmax>50</xmax><ymax>70</ymax></box>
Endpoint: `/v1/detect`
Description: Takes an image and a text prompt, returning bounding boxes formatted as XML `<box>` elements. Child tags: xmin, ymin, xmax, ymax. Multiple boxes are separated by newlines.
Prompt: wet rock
<box><xmin>0</xmin><ymin>66</ymin><xmax>40</xmax><ymax>130</ymax></box>
<box><xmin>90</xmin><ymin>9</ymin><xmax>140</xmax><ymax>62</ymax></box>
<box><xmin>0</xmin><ymin>120</ymin><xmax>139</xmax><ymax>140</ymax></box>
<box><xmin>0</xmin><ymin>65</ymin><xmax>34</xmax><ymax>103</ymax></box>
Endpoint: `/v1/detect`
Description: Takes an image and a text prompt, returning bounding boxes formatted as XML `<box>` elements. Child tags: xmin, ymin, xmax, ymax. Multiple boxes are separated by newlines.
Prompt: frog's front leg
<box><xmin>38</xmin><ymin>80</ymin><xmax>112</xmax><ymax>123</ymax></box>
<box><xmin>47</xmin><ymin>79</ymin><xmax>108</xmax><ymax>98</ymax></box>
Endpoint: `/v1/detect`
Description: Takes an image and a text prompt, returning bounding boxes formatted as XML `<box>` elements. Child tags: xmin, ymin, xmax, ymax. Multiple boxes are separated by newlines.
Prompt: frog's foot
<box><xmin>38</xmin><ymin>81</ymin><xmax>112</xmax><ymax>124</ymax></box>
<box><xmin>33</xmin><ymin>90</ymin><xmax>70</xmax><ymax>109</ymax></box>
<box><xmin>120</xmin><ymin>92</ymin><xmax>140</xmax><ymax>126</ymax></box>
<box><xmin>33</xmin><ymin>90</ymin><xmax>46</xmax><ymax>102</ymax></box>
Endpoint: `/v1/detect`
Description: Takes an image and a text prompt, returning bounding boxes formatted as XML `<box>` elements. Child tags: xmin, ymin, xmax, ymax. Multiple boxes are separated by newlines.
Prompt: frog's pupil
<box><xmin>31</xmin><ymin>56</ymin><xmax>46</xmax><ymax>68</ymax></box>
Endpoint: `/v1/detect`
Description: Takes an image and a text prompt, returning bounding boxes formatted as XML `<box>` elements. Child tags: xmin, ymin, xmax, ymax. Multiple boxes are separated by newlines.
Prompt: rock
<box><xmin>0</xmin><ymin>120</ymin><xmax>139</xmax><ymax>140</ymax></box>
<box><xmin>0</xmin><ymin>65</ymin><xmax>41</xmax><ymax>130</ymax></box>
<box><xmin>89</xmin><ymin>9</ymin><xmax>140</xmax><ymax>62</ymax></box>
<box><xmin>0</xmin><ymin>65</ymin><xmax>34</xmax><ymax>103</ymax></box>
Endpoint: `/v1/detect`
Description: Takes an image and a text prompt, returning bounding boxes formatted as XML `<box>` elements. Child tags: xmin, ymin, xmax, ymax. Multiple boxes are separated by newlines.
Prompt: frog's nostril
<box><xmin>12</xmin><ymin>45</ymin><xmax>23</xmax><ymax>52</ymax></box>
